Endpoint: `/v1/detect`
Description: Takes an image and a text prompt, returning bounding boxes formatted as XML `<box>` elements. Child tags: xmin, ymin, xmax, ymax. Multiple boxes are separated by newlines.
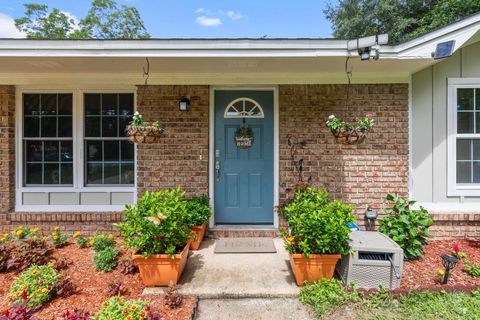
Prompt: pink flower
<box><xmin>366</xmin><ymin>113</ymin><xmax>373</xmax><ymax>118</ymax></box>
<box><xmin>453</xmin><ymin>244</ymin><xmax>460</xmax><ymax>253</ymax></box>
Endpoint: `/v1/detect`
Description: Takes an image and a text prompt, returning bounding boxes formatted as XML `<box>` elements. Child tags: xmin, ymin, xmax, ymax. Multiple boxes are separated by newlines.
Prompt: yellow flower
<box><xmin>54</xmin><ymin>226</ymin><xmax>60</xmax><ymax>231</ymax></box>
<box><xmin>2</xmin><ymin>233</ymin><xmax>8</xmax><ymax>237</ymax></box>
<box><xmin>437</xmin><ymin>269</ymin><xmax>445</xmax><ymax>276</ymax></box>
<box><xmin>29</xmin><ymin>227</ymin><xmax>39</xmax><ymax>233</ymax></box>
<box><xmin>15</xmin><ymin>230</ymin><xmax>23</xmax><ymax>236</ymax></box>
<box><xmin>72</xmin><ymin>231</ymin><xmax>81</xmax><ymax>238</ymax></box>
<box><xmin>98</xmin><ymin>234</ymin><xmax>105</xmax><ymax>239</ymax></box>
<box><xmin>89</xmin><ymin>240</ymin><xmax>95</xmax><ymax>245</ymax></box>
<box><xmin>32</xmin><ymin>235</ymin><xmax>37</xmax><ymax>240</ymax></box>
<box><xmin>18</xmin><ymin>225</ymin><xmax>23</xmax><ymax>229</ymax></box>
<box><xmin>52</xmin><ymin>234</ymin><xmax>58</xmax><ymax>240</ymax></box>
<box><xmin>41</xmin><ymin>288</ymin><xmax>48</xmax><ymax>293</ymax></box>
<box><xmin>0</xmin><ymin>238</ymin><xmax>4</xmax><ymax>242</ymax></box>
<box><xmin>108</xmin><ymin>234</ymin><xmax>114</xmax><ymax>239</ymax></box>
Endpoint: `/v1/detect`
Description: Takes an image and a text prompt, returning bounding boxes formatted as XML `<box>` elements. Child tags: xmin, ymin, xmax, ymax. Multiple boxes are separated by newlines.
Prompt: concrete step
<box><xmin>195</xmin><ymin>298</ymin><xmax>314</xmax><ymax>320</ymax></box>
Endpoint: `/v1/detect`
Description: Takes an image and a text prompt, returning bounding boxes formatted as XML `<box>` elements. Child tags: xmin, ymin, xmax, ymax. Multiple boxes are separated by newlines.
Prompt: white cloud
<box><xmin>0</xmin><ymin>13</ymin><xmax>25</xmax><ymax>38</ymax></box>
<box><xmin>61</xmin><ymin>11</ymin><xmax>80</xmax><ymax>30</ymax></box>
<box><xmin>226</xmin><ymin>11</ymin><xmax>242</xmax><ymax>20</ymax></box>
<box><xmin>196</xmin><ymin>16</ymin><xmax>222</xmax><ymax>27</ymax></box>
<box><xmin>196</xmin><ymin>8</ymin><xmax>211</xmax><ymax>14</ymax></box>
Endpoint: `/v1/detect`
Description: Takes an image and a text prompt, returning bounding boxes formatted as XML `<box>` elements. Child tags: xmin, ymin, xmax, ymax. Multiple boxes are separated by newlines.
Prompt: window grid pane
<box><xmin>84</xmin><ymin>93</ymin><xmax>134</xmax><ymax>186</ymax></box>
<box><xmin>23</xmin><ymin>94</ymin><xmax>73</xmax><ymax>186</ymax></box>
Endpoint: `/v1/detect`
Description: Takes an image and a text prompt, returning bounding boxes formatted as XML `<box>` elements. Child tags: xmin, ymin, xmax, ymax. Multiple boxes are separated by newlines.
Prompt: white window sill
<box><xmin>414</xmin><ymin>202</ymin><xmax>480</xmax><ymax>212</ymax></box>
<box><xmin>15</xmin><ymin>205</ymin><xmax>126</xmax><ymax>212</ymax></box>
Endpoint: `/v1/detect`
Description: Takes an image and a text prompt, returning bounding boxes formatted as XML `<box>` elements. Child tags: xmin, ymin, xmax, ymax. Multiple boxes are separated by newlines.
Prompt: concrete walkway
<box><xmin>195</xmin><ymin>298</ymin><xmax>313</xmax><ymax>320</ymax></box>
<box><xmin>143</xmin><ymin>238</ymin><xmax>314</xmax><ymax>319</ymax></box>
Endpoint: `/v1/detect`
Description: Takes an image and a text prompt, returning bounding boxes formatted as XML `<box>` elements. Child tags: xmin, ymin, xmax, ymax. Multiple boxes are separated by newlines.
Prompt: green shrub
<box><xmin>300</xmin><ymin>279</ymin><xmax>361</xmax><ymax>318</ymax></box>
<box><xmin>9</xmin><ymin>265</ymin><xmax>60</xmax><ymax>307</ymax></box>
<box><xmin>94</xmin><ymin>296</ymin><xmax>156</xmax><ymax>320</ymax></box>
<box><xmin>463</xmin><ymin>260</ymin><xmax>480</xmax><ymax>277</ymax></box>
<box><xmin>378</xmin><ymin>194</ymin><xmax>433</xmax><ymax>260</ymax></box>
<box><xmin>185</xmin><ymin>195</ymin><xmax>212</xmax><ymax>227</ymax></box>
<box><xmin>93</xmin><ymin>247</ymin><xmax>119</xmax><ymax>272</ymax></box>
<box><xmin>117</xmin><ymin>188</ymin><xmax>190</xmax><ymax>257</ymax></box>
<box><xmin>75</xmin><ymin>236</ymin><xmax>89</xmax><ymax>249</ymax></box>
<box><xmin>283</xmin><ymin>187</ymin><xmax>355</xmax><ymax>256</ymax></box>
<box><xmin>49</xmin><ymin>227</ymin><xmax>69</xmax><ymax>248</ymax></box>
<box><xmin>91</xmin><ymin>232</ymin><xmax>116</xmax><ymax>252</ymax></box>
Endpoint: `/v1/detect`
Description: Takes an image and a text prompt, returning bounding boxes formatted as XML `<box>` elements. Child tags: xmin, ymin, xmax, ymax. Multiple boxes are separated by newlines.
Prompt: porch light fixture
<box><xmin>179</xmin><ymin>97</ymin><xmax>190</xmax><ymax>111</ymax></box>
<box><xmin>347</xmin><ymin>34</ymin><xmax>389</xmax><ymax>61</ymax></box>
<box><xmin>440</xmin><ymin>254</ymin><xmax>458</xmax><ymax>284</ymax></box>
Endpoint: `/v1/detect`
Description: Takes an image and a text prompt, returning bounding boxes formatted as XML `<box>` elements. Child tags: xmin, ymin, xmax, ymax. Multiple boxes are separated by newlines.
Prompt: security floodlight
<box><xmin>347</xmin><ymin>34</ymin><xmax>389</xmax><ymax>61</ymax></box>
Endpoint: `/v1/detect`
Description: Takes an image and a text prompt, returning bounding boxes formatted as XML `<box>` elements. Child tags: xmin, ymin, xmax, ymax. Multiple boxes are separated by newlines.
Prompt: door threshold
<box><xmin>211</xmin><ymin>224</ymin><xmax>278</xmax><ymax>231</ymax></box>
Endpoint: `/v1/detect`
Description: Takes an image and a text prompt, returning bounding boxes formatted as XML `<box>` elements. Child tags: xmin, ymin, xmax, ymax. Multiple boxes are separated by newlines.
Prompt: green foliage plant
<box><xmin>185</xmin><ymin>196</ymin><xmax>212</xmax><ymax>227</ymax></box>
<box><xmin>117</xmin><ymin>188</ymin><xmax>190</xmax><ymax>257</ymax></box>
<box><xmin>463</xmin><ymin>260</ymin><xmax>480</xmax><ymax>278</ymax></box>
<box><xmin>93</xmin><ymin>247</ymin><xmax>119</xmax><ymax>272</ymax></box>
<box><xmin>49</xmin><ymin>227</ymin><xmax>69</xmax><ymax>248</ymax></box>
<box><xmin>282</xmin><ymin>187</ymin><xmax>355</xmax><ymax>257</ymax></box>
<box><xmin>91</xmin><ymin>232</ymin><xmax>116</xmax><ymax>252</ymax></box>
<box><xmin>9</xmin><ymin>265</ymin><xmax>60</xmax><ymax>308</ymax></box>
<box><xmin>326</xmin><ymin>114</ymin><xmax>374</xmax><ymax>132</ymax></box>
<box><xmin>75</xmin><ymin>236</ymin><xmax>89</xmax><ymax>249</ymax></box>
<box><xmin>94</xmin><ymin>296</ymin><xmax>155</xmax><ymax>320</ymax></box>
<box><xmin>300</xmin><ymin>279</ymin><xmax>361</xmax><ymax>318</ymax></box>
<box><xmin>378</xmin><ymin>194</ymin><xmax>433</xmax><ymax>260</ymax></box>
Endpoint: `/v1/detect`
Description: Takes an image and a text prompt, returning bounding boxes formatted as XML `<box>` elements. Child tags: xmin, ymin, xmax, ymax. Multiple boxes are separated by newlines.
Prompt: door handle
<box><xmin>215</xmin><ymin>160</ymin><xmax>221</xmax><ymax>181</ymax></box>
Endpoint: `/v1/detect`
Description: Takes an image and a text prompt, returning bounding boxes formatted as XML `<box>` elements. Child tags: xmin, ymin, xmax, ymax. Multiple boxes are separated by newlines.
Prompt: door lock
<box><xmin>215</xmin><ymin>160</ymin><xmax>221</xmax><ymax>181</ymax></box>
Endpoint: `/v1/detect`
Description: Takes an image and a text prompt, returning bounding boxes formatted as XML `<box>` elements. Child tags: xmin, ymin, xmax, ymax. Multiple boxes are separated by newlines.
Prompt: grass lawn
<box><xmin>300</xmin><ymin>279</ymin><xmax>480</xmax><ymax>320</ymax></box>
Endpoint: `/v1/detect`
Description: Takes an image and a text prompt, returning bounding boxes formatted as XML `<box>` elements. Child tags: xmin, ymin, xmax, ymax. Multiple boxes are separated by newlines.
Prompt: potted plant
<box><xmin>325</xmin><ymin>114</ymin><xmax>374</xmax><ymax>144</ymax></box>
<box><xmin>234</xmin><ymin>126</ymin><xmax>254</xmax><ymax>148</ymax></box>
<box><xmin>281</xmin><ymin>187</ymin><xmax>355</xmax><ymax>286</ymax></box>
<box><xmin>185</xmin><ymin>195</ymin><xmax>212</xmax><ymax>250</ymax></box>
<box><xmin>125</xmin><ymin>111</ymin><xmax>164</xmax><ymax>144</ymax></box>
<box><xmin>116</xmin><ymin>188</ymin><xmax>191</xmax><ymax>286</ymax></box>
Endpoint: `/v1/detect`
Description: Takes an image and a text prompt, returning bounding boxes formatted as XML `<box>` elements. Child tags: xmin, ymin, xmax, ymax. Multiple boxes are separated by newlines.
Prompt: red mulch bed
<box><xmin>401</xmin><ymin>239</ymin><xmax>480</xmax><ymax>289</ymax></box>
<box><xmin>0</xmin><ymin>243</ymin><xmax>196</xmax><ymax>320</ymax></box>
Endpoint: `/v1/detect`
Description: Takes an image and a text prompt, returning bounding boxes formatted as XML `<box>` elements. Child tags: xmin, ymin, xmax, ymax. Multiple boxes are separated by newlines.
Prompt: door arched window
<box><xmin>224</xmin><ymin>98</ymin><xmax>264</xmax><ymax>118</ymax></box>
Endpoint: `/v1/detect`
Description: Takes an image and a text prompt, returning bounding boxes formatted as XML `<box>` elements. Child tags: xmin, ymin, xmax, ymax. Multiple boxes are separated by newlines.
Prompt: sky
<box><xmin>0</xmin><ymin>0</ymin><xmax>337</xmax><ymax>39</ymax></box>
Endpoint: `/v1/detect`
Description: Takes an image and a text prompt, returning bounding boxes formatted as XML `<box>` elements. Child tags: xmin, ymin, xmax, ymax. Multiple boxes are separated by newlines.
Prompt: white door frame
<box><xmin>208</xmin><ymin>86</ymin><xmax>279</xmax><ymax>229</ymax></box>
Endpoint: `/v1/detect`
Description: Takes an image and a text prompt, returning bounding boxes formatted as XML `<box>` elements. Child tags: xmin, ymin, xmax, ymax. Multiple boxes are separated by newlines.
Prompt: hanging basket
<box><xmin>235</xmin><ymin>136</ymin><xmax>254</xmax><ymax>149</ymax></box>
<box><xmin>126</xmin><ymin>125</ymin><xmax>164</xmax><ymax>144</ymax></box>
<box><xmin>331</xmin><ymin>128</ymin><xmax>368</xmax><ymax>145</ymax></box>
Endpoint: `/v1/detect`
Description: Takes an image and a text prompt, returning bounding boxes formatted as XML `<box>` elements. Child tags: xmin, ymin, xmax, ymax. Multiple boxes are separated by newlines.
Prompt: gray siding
<box><xmin>411</xmin><ymin>41</ymin><xmax>480</xmax><ymax>203</ymax></box>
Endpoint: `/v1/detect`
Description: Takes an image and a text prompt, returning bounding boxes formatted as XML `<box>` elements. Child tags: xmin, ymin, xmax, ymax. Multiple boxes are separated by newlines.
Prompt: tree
<box><xmin>15</xmin><ymin>0</ymin><xmax>150</xmax><ymax>39</ymax></box>
<box><xmin>325</xmin><ymin>0</ymin><xmax>480</xmax><ymax>44</ymax></box>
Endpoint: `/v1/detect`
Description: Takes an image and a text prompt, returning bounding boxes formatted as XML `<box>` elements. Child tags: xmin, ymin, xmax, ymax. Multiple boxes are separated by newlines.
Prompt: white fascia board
<box><xmin>0</xmin><ymin>13</ymin><xmax>479</xmax><ymax>60</ymax></box>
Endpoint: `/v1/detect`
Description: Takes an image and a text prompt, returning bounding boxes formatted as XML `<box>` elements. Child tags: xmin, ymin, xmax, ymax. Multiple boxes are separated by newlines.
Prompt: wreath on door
<box><xmin>234</xmin><ymin>120</ymin><xmax>254</xmax><ymax>149</ymax></box>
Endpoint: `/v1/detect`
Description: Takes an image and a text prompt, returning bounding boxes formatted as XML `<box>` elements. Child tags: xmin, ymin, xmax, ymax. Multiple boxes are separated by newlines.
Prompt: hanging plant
<box><xmin>234</xmin><ymin>126</ymin><xmax>254</xmax><ymax>149</ymax></box>
<box><xmin>125</xmin><ymin>112</ymin><xmax>164</xmax><ymax>144</ymax></box>
<box><xmin>326</xmin><ymin>114</ymin><xmax>374</xmax><ymax>145</ymax></box>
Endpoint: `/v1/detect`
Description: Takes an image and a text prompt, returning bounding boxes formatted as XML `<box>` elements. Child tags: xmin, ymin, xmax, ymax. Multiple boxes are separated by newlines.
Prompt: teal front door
<box><xmin>214</xmin><ymin>90</ymin><xmax>274</xmax><ymax>224</ymax></box>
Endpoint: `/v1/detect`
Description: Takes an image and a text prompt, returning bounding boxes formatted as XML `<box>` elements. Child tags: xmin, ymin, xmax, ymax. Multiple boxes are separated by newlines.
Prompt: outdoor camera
<box><xmin>347</xmin><ymin>34</ymin><xmax>389</xmax><ymax>61</ymax></box>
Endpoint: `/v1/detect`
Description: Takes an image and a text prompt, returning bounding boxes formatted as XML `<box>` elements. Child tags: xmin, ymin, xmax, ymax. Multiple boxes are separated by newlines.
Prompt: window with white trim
<box><xmin>20</xmin><ymin>90</ymin><xmax>135</xmax><ymax>189</ymax></box>
<box><xmin>224</xmin><ymin>98</ymin><xmax>264</xmax><ymax>118</ymax></box>
<box><xmin>84</xmin><ymin>93</ymin><xmax>134</xmax><ymax>185</ymax></box>
<box><xmin>23</xmin><ymin>93</ymin><xmax>73</xmax><ymax>186</ymax></box>
<box><xmin>448</xmin><ymin>84</ymin><xmax>480</xmax><ymax>196</ymax></box>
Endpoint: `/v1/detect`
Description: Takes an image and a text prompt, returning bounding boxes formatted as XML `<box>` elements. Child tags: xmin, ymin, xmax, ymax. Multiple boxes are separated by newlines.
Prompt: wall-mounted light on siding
<box><xmin>179</xmin><ymin>97</ymin><xmax>190</xmax><ymax>111</ymax></box>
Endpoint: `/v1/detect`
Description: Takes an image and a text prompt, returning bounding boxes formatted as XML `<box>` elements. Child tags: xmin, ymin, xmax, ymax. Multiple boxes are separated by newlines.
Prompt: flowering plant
<box><xmin>451</xmin><ymin>244</ymin><xmax>467</xmax><ymax>260</ymax></box>
<box><xmin>49</xmin><ymin>227</ymin><xmax>69</xmax><ymax>248</ymax></box>
<box><xmin>90</xmin><ymin>232</ymin><xmax>116</xmax><ymax>252</ymax></box>
<box><xmin>326</xmin><ymin>114</ymin><xmax>374</xmax><ymax>132</ymax></box>
<box><xmin>94</xmin><ymin>297</ymin><xmax>160</xmax><ymax>320</ymax></box>
<box><xmin>9</xmin><ymin>265</ymin><xmax>60</xmax><ymax>308</ymax></box>
<box><xmin>129</xmin><ymin>112</ymin><xmax>161</xmax><ymax>129</ymax></box>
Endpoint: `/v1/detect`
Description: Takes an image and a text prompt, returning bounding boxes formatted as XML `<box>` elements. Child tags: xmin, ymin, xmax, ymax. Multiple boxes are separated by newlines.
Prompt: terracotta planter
<box><xmin>289</xmin><ymin>253</ymin><xmax>341</xmax><ymax>286</ymax></box>
<box><xmin>190</xmin><ymin>224</ymin><xmax>207</xmax><ymax>250</ymax></box>
<box><xmin>133</xmin><ymin>242</ymin><xmax>190</xmax><ymax>286</ymax></box>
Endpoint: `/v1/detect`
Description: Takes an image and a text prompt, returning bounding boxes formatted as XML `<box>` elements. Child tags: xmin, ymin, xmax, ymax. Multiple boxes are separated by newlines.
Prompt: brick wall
<box><xmin>0</xmin><ymin>85</ymin><xmax>15</xmax><ymax>223</ymax></box>
<box><xmin>279</xmin><ymin>84</ymin><xmax>409</xmax><ymax>227</ymax></box>
<box><xmin>136</xmin><ymin>85</ymin><xmax>209</xmax><ymax>196</ymax></box>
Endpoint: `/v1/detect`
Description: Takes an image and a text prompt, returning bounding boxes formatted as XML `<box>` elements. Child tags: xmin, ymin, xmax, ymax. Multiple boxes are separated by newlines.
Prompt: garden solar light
<box><xmin>441</xmin><ymin>254</ymin><xmax>458</xmax><ymax>284</ymax></box>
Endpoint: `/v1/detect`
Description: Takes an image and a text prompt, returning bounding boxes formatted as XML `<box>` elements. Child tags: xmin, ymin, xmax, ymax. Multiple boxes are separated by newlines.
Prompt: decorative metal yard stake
<box><xmin>441</xmin><ymin>254</ymin><xmax>458</xmax><ymax>284</ymax></box>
